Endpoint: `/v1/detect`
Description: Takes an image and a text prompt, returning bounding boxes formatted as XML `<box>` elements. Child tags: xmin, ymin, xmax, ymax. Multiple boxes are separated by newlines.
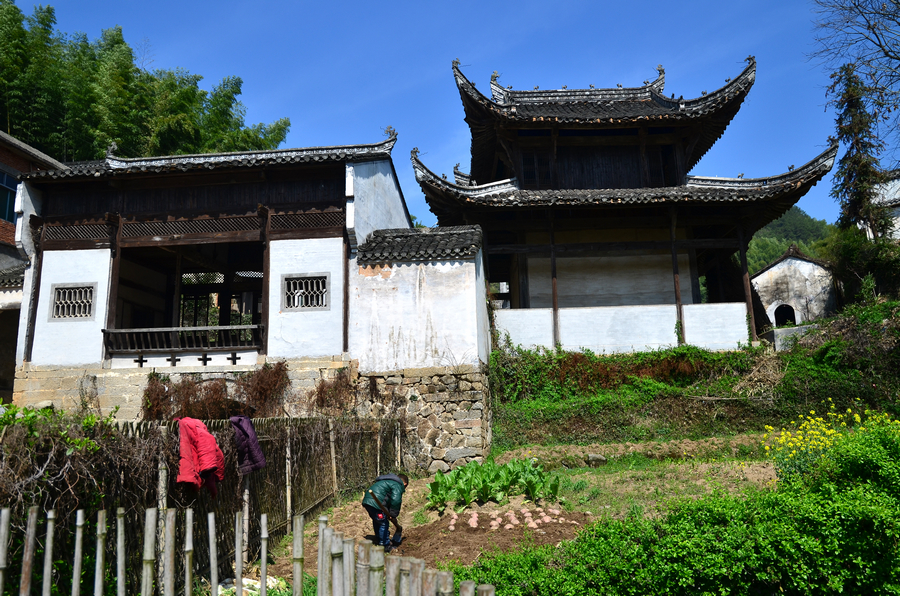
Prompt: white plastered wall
<box><xmin>350</xmin><ymin>258</ymin><xmax>484</xmax><ymax>372</ymax></box>
<box><xmin>30</xmin><ymin>249</ymin><xmax>112</xmax><ymax>366</ymax></box>
<box><xmin>346</xmin><ymin>159</ymin><xmax>410</xmax><ymax>249</ymax></box>
<box><xmin>752</xmin><ymin>258</ymin><xmax>836</xmax><ymax>324</ymax></box>
<box><xmin>267</xmin><ymin>237</ymin><xmax>344</xmax><ymax>358</ymax></box>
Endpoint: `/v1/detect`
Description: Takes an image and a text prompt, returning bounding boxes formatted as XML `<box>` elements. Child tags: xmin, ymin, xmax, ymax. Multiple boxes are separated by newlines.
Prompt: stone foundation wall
<box><xmin>13</xmin><ymin>357</ymin><xmax>492</xmax><ymax>475</ymax></box>
<box><xmin>353</xmin><ymin>366</ymin><xmax>491</xmax><ymax>474</ymax></box>
<box><xmin>13</xmin><ymin>355</ymin><xmax>354</xmax><ymax>419</ymax></box>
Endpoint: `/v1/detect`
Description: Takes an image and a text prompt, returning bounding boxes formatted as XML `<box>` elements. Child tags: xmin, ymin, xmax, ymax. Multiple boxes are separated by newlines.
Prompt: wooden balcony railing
<box><xmin>102</xmin><ymin>325</ymin><xmax>263</xmax><ymax>354</ymax></box>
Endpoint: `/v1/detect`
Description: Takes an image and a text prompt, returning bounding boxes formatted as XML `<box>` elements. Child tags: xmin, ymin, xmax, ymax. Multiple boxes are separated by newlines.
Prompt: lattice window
<box><xmin>282</xmin><ymin>274</ymin><xmax>329</xmax><ymax>311</ymax></box>
<box><xmin>50</xmin><ymin>284</ymin><xmax>96</xmax><ymax>320</ymax></box>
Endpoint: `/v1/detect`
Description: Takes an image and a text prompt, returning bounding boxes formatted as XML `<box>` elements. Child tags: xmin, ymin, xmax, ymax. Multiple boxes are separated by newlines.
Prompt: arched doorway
<box><xmin>774</xmin><ymin>304</ymin><xmax>796</xmax><ymax>326</ymax></box>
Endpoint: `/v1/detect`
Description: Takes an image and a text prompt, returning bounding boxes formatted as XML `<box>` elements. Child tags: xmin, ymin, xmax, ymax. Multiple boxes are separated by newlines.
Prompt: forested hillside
<box><xmin>0</xmin><ymin>0</ymin><xmax>290</xmax><ymax>162</ymax></box>
<box><xmin>747</xmin><ymin>206</ymin><xmax>834</xmax><ymax>273</ymax></box>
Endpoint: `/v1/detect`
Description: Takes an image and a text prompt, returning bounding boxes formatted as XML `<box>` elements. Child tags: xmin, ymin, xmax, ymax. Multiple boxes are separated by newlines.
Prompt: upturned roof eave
<box><xmin>414</xmin><ymin>140</ymin><xmax>836</xmax><ymax>210</ymax></box>
<box><xmin>452</xmin><ymin>58</ymin><xmax>756</xmax><ymax>125</ymax></box>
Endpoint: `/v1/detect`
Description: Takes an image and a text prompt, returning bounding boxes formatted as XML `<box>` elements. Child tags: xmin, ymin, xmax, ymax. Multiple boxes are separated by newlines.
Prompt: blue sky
<box><xmin>42</xmin><ymin>0</ymin><xmax>842</xmax><ymax>226</ymax></box>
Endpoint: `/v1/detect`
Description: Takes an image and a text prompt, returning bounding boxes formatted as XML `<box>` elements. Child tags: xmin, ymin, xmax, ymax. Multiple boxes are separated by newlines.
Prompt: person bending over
<box><xmin>361</xmin><ymin>473</ymin><xmax>408</xmax><ymax>552</ymax></box>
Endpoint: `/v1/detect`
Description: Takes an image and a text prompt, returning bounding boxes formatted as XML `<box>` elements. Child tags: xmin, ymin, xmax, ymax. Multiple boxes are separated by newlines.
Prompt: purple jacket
<box><xmin>229</xmin><ymin>416</ymin><xmax>266</xmax><ymax>474</ymax></box>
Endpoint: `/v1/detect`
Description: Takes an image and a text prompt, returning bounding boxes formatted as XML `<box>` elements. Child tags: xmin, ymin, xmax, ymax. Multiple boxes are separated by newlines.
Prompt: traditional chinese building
<box><xmin>414</xmin><ymin>58</ymin><xmax>837</xmax><ymax>352</ymax></box>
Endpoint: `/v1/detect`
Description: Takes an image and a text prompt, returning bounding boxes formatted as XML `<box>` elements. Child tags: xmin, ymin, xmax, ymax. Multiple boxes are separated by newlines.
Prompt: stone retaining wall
<box><xmin>13</xmin><ymin>357</ymin><xmax>492</xmax><ymax>474</ymax></box>
<box><xmin>353</xmin><ymin>366</ymin><xmax>491</xmax><ymax>474</ymax></box>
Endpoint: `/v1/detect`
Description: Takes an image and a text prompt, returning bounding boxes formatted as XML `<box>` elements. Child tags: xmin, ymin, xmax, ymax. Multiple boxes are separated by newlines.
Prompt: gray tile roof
<box><xmin>357</xmin><ymin>226</ymin><xmax>483</xmax><ymax>264</ymax></box>
<box><xmin>22</xmin><ymin>135</ymin><xmax>397</xmax><ymax>181</ymax></box>
<box><xmin>0</xmin><ymin>262</ymin><xmax>26</xmax><ymax>288</ymax></box>
<box><xmin>413</xmin><ymin>142</ymin><xmax>837</xmax><ymax>208</ymax></box>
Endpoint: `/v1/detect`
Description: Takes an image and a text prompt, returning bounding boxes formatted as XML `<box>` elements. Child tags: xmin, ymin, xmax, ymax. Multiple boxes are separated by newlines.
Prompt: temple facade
<box><xmin>414</xmin><ymin>58</ymin><xmax>837</xmax><ymax>352</ymax></box>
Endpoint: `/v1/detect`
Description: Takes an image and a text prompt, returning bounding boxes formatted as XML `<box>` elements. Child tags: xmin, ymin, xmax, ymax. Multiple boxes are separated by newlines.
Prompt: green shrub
<box><xmin>450</xmin><ymin>418</ymin><xmax>900</xmax><ymax>595</ymax></box>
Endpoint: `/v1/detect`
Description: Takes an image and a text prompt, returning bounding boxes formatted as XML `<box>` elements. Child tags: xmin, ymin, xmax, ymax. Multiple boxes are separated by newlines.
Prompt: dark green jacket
<box><xmin>362</xmin><ymin>474</ymin><xmax>406</xmax><ymax>517</ymax></box>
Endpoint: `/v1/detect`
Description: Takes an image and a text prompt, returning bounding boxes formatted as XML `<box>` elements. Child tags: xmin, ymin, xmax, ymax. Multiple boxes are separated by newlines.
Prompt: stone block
<box><xmin>444</xmin><ymin>447</ymin><xmax>477</xmax><ymax>462</ymax></box>
<box><xmin>430</xmin><ymin>448</ymin><xmax>447</xmax><ymax>460</ymax></box>
<box><xmin>425</xmin><ymin>428</ymin><xmax>441</xmax><ymax>446</ymax></box>
<box><xmin>418</xmin><ymin>405</ymin><xmax>433</xmax><ymax>418</ymax></box>
<box><xmin>452</xmin><ymin>409</ymin><xmax>479</xmax><ymax>420</ymax></box>
<box><xmin>587</xmin><ymin>454</ymin><xmax>608</xmax><ymax>467</ymax></box>
<box><xmin>455</xmin><ymin>419</ymin><xmax>482</xmax><ymax>429</ymax></box>
<box><xmin>428</xmin><ymin>460</ymin><xmax>450</xmax><ymax>474</ymax></box>
<box><xmin>386</xmin><ymin>376</ymin><xmax>402</xmax><ymax>385</ymax></box>
<box><xmin>459</xmin><ymin>381</ymin><xmax>472</xmax><ymax>391</ymax></box>
<box><xmin>472</xmin><ymin>402</ymin><xmax>483</xmax><ymax>410</ymax></box>
<box><xmin>441</xmin><ymin>422</ymin><xmax>455</xmax><ymax>435</ymax></box>
<box><xmin>450</xmin><ymin>435</ymin><xmax>466</xmax><ymax>448</ymax></box>
<box><xmin>465</xmin><ymin>436</ymin><xmax>482</xmax><ymax>448</ymax></box>
<box><xmin>472</xmin><ymin>382</ymin><xmax>483</xmax><ymax>391</ymax></box>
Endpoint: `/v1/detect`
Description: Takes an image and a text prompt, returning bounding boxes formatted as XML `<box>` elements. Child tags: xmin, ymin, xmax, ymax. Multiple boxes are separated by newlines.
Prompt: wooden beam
<box><xmin>549</xmin><ymin>209</ymin><xmax>559</xmax><ymax>347</ymax></box>
<box><xmin>24</xmin><ymin>220</ymin><xmax>45</xmax><ymax>363</ymax></box>
<box><xmin>487</xmin><ymin>238</ymin><xmax>740</xmax><ymax>254</ymax></box>
<box><xmin>737</xmin><ymin>225</ymin><xmax>757</xmax><ymax>342</ymax></box>
<box><xmin>669</xmin><ymin>207</ymin><xmax>684</xmax><ymax>345</ymax></box>
<box><xmin>105</xmin><ymin>216</ymin><xmax>123</xmax><ymax>342</ymax></box>
<box><xmin>261</xmin><ymin>208</ymin><xmax>271</xmax><ymax>355</ymax></box>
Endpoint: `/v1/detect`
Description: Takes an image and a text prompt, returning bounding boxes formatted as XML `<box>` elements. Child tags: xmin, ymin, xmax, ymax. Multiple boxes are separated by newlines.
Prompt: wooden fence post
<box><xmin>40</xmin><ymin>510</ymin><xmax>55</xmax><ymax>596</ymax></box>
<box><xmin>342</xmin><ymin>537</ymin><xmax>355</xmax><ymax>596</ymax></box>
<box><xmin>476</xmin><ymin>586</ymin><xmax>495</xmax><ymax>596</ymax></box>
<box><xmin>19</xmin><ymin>506</ymin><xmax>38</xmax><ymax>596</ymax></box>
<box><xmin>117</xmin><ymin>508</ymin><xmax>125</xmax><ymax>596</ymax></box>
<box><xmin>376</xmin><ymin>422</ymin><xmax>381</xmax><ymax>476</ymax></box>
<box><xmin>164</xmin><ymin>508</ymin><xmax>175</xmax><ymax>596</ymax></box>
<box><xmin>421</xmin><ymin>569</ymin><xmax>436</xmax><ymax>596</ymax></box>
<box><xmin>398</xmin><ymin>557</ymin><xmax>411</xmax><ymax>596</ymax></box>
<box><xmin>317</xmin><ymin>516</ymin><xmax>327</xmax><ymax>596</ymax></box>
<box><xmin>435</xmin><ymin>571</ymin><xmax>453</xmax><ymax>596</ymax></box>
<box><xmin>260</xmin><ymin>514</ymin><xmax>269</xmax><ymax>596</ymax></box>
<box><xmin>384</xmin><ymin>555</ymin><xmax>400</xmax><ymax>596</ymax></box>
<box><xmin>331</xmin><ymin>531</ymin><xmax>344</xmax><ymax>596</ymax></box>
<box><xmin>292</xmin><ymin>515</ymin><xmax>304</xmax><ymax>596</ymax></box>
<box><xmin>157</xmin><ymin>428</ymin><xmax>168</xmax><ymax>589</ymax></box>
<box><xmin>141</xmin><ymin>508</ymin><xmax>158</xmax><ymax>596</ymax></box>
<box><xmin>184</xmin><ymin>509</ymin><xmax>193</xmax><ymax>596</ymax></box>
<box><xmin>355</xmin><ymin>542</ymin><xmax>370</xmax><ymax>596</ymax></box>
<box><xmin>410</xmin><ymin>559</ymin><xmax>424</xmax><ymax>596</ymax></box>
<box><xmin>208</xmin><ymin>513</ymin><xmax>218</xmax><ymax>596</ymax></box>
<box><xmin>0</xmin><ymin>508</ymin><xmax>9</xmax><ymax>595</ymax></box>
<box><xmin>394</xmin><ymin>421</ymin><xmax>401</xmax><ymax>470</ymax></box>
<box><xmin>286</xmin><ymin>438</ymin><xmax>292</xmax><ymax>518</ymax></box>
<box><xmin>94</xmin><ymin>510</ymin><xmax>107</xmax><ymax>596</ymax></box>
<box><xmin>459</xmin><ymin>581</ymin><xmax>475</xmax><ymax>596</ymax></box>
<box><xmin>71</xmin><ymin>510</ymin><xmax>85</xmax><ymax>596</ymax></box>
<box><xmin>328</xmin><ymin>419</ymin><xmax>339</xmax><ymax>495</ymax></box>
<box><xmin>235</xmin><ymin>512</ymin><xmax>243</xmax><ymax>596</ymax></box>
<box><xmin>320</xmin><ymin>527</ymin><xmax>333</xmax><ymax>596</ymax></box>
<box><xmin>242</xmin><ymin>475</ymin><xmax>250</xmax><ymax>565</ymax></box>
<box><xmin>367</xmin><ymin>546</ymin><xmax>384</xmax><ymax>596</ymax></box>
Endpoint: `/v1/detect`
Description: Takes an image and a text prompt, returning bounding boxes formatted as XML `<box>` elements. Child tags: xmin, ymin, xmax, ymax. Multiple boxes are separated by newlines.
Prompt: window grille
<box><xmin>284</xmin><ymin>275</ymin><xmax>329</xmax><ymax>310</ymax></box>
<box><xmin>52</xmin><ymin>285</ymin><xmax>94</xmax><ymax>319</ymax></box>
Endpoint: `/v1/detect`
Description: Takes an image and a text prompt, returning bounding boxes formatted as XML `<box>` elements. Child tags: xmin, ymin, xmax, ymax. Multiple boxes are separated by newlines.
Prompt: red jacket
<box><xmin>176</xmin><ymin>418</ymin><xmax>225</xmax><ymax>494</ymax></box>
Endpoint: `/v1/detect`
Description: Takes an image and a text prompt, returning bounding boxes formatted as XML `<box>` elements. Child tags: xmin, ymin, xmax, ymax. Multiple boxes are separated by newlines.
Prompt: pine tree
<box><xmin>829</xmin><ymin>63</ymin><xmax>890</xmax><ymax>237</ymax></box>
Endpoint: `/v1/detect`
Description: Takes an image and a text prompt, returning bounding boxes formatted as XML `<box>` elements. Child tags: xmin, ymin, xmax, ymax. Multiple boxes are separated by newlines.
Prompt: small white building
<box><xmin>751</xmin><ymin>244</ymin><xmax>838</xmax><ymax>326</ymax></box>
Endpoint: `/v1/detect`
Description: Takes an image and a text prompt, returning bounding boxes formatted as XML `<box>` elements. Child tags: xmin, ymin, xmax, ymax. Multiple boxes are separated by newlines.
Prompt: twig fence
<box><xmin>0</xmin><ymin>507</ymin><xmax>496</xmax><ymax>596</ymax></box>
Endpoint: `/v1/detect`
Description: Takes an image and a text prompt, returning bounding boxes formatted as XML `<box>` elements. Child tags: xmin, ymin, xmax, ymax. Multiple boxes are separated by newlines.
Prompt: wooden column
<box><xmin>24</xmin><ymin>216</ymin><xmax>45</xmax><ymax>362</ymax></box>
<box><xmin>669</xmin><ymin>207</ymin><xmax>685</xmax><ymax>344</ymax></box>
<box><xmin>105</xmin><ymin>214</ymin><xmax>123</xmax><ymax>337</ymax></box>
<box><xmin>737</xmin><ymin>225</ymin><xmax>758</xmax><ymax>342</ymax></box>
<box><xmin>549</xmin><ymin>209</ymin><xmax>559</xmax><ymax>346</ymax></box>
<box><xmin>342</xmin><ymin>230</ymin><xmax>349</xmax><ymax>354</ymax></box>
<box><xmin>260</xmin><ymin>205</ymin><xmax>270</xmax><ymax>355</ymax></box>
<box><xmin>639</xmin><ymin>127</ymin><xmax>650</xmax><ymax>187</ymax></box>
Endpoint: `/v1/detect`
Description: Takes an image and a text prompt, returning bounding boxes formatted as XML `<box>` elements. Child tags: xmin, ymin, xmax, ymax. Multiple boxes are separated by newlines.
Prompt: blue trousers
<box><xmin>364</xmin><ymin>504</ymin><xmax>391</xmax><ymax>547</ymax></box>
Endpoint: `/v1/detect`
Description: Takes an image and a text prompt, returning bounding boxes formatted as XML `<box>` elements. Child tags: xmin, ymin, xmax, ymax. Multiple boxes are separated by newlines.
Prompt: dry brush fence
<box><xmin>0</xmin><ymin>414</ymin><xmax>400</xmax><ymax>594</ymax></box>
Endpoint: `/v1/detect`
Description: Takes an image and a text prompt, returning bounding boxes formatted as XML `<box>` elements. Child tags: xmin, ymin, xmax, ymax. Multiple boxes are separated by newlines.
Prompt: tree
<box><xmin>813</xmin><ymin>0</ymin><xmax>900</xmax><ymax>143</ymax></box>
<box><xmin>829</xmin><ymin>64</ymin><xmax>891</xmax><ymax>236</ymax></box>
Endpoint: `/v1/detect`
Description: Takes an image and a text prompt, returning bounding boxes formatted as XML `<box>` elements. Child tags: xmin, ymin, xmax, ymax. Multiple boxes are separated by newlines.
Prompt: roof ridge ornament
<box><xmin>383</xmin><ymin>126</ymin><xmax>397</xmax><ymax>139</ymax></box>
<box><xmin>105</xmin><ymin>141</ymin><xmax>118</xmax><ymax>158</ymax></box>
